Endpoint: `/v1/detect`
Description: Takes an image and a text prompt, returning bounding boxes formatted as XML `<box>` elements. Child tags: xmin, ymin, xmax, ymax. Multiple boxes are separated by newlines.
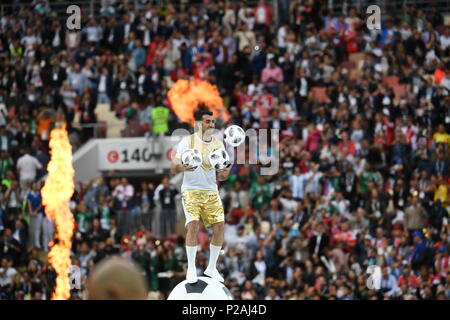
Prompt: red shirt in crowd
<box><xmin>338</xmin><ymin>140</ymin><xmax>356</xmax><ymax>156</ymax></box>
<box><xmin>435</xmin><ymin>255</ymin><xmax>450</xmax><ymax>272</ymax></box>
<box><xmin>145</xmin><ymin>39</ymin><xmax>167</xmax><ymax>66</ymax></box>
<box><xmin>385</xmin><ymin>119</ymin><xmax>395</xmax><ymax>145</ymax></box>
<box><xmin>170</xmin><ymin>67</ymin><xmax>189</xmax><ymax>82</ymax></box>
<box><xmin>332</xmin><ymin>230</ymin><xmax>357</xmax><ymax>246</ymax></box>
<box><xmin>398</xmin><ymin>274</ymin><xmax>420</xmax><ymax>288</ymax></box>
<box><xmin>304</xmin><ymin>129</ymin><xmax>322</xmax><ymax>152</ymax></box>
<box><xmin>232</xmin><ymin>91</ymin><xmax>252</xmax><ymax>109</ymax></box>
<box><xmin>254</xmin><ymin>3</ymin><xmax>272</xmax><ymax>27</ymax></box>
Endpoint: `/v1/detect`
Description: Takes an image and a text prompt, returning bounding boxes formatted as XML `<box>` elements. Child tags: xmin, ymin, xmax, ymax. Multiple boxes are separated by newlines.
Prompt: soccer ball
<box><xmin>208</xmin><ymin>148</ymin><xmax>230</xmax><ymax>170</ymax></box>
<box><xmin>167</xmin><ymin>276</ymin><xmax>234</xmax><ymax>300</ymax></box>
<box><xmin>223</xmin><ymin>125</ymin><xmax>245</xmax><ymax>147</ymax></box>
<box><xmin>181</xmin><ymin>149</ymin><xmax>202</xmax><ymax>169</ymax></box>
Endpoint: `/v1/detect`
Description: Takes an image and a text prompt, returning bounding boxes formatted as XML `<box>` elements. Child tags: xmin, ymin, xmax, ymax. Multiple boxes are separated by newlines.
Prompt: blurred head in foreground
<box><xmin>86</xmin><ymin>256</ymin><xmax>148</xmax><ymax>300</ymax></box>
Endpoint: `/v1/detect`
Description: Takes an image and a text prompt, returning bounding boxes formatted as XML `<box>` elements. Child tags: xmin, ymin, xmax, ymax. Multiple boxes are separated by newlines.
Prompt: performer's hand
<box><xmin>179</xmin><ymin>164</ymin><xmax>196</xmax><ymax>172</ymax></box>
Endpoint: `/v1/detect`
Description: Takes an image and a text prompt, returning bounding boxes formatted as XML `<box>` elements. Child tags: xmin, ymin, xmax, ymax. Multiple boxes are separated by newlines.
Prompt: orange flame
<box><xmin>168</xmin><ymin>79</ymin><xmax>230</xmax><ymax>126</ymax></box>
<box><xmin>41</xmin><ymin>125</ymin><xmax>75</xmax><ymax>300</ymax></box>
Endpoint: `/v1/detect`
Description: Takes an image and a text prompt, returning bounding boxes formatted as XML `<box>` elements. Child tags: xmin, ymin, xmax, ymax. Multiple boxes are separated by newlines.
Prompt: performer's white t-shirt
<box><xmin>176</xmin><ymin>134</ymin><xmax>224</xmax><ymax>193</ymax></box>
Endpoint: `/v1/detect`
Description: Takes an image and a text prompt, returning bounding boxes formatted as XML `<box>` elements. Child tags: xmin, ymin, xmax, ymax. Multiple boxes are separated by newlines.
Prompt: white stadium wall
<box><xmin>72</xmin><ymin>136</ymin><xmax>182</xmax><ymax>183</ymax></box>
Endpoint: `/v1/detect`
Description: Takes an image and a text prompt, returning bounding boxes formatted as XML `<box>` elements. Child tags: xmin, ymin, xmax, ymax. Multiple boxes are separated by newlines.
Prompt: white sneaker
<box><xmin>204</xmin><ymin>268</ymin><xmax>224</xmax><ymax>283</ymax></box>
<box><xmin>186</xmin><ymin>268</ymin><xmax>198</xmax><ymax>284</ymax></box>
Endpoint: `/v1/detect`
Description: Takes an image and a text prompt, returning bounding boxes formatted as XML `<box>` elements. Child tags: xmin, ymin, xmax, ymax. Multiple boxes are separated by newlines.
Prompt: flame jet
<box><xmin>41</xmin><ymin>124</ymin><xmax>75</xmax><ymax>300</ymax></box>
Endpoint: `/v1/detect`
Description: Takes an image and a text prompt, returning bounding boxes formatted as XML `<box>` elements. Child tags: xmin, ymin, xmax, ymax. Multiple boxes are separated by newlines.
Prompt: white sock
<box><xmin>186</xmin><ymin>246</ymin><xmax>197</xmax><ymax>271</ymax></box>
<box><xmin>207</xmin><ymin>244</ymin><xmax>222</xmax><ymax>270</ymax></box>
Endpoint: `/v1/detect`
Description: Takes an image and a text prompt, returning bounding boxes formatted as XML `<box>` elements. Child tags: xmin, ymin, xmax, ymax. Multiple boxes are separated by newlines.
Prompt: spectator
<box><xmin>67</xmin><ymin>64</ymin><xmax>89</xmax><ymax>96</ymax></box>
<box><xmin>114</xmin><ymin>64</ymin><xmax>136</xmax><ymax>106</ymax></box>
<box><xmin>248</xmin><ymin>249</ymin><xmax>267</xmax><ymax>287</ymax></box>
<box><xmin>59</xmin><ymin>81</ymin><xmax>77</xmax><ymax>122</ymax></box>
<box><xmin>308</xmin><ymin>222</ymin><xmax>330</xmax><ymax>258</ymax></box>
<box><xmin>0</xmin><ymin>124</ymin><xmax>12</xmax><ymax>153</ymax></box>
<box><xmin>27</xmin><ymin>182</ymin><xmax>43</xmax><ymax>250</ymax></box>
<box><xmin>0</xmin><ymin>230</ymin><xmax>21</xmax><ymax>266</ymax></box>
<box><xmin>241</xmin><ymin>279</ymin><xmax>259</xmax><ymax>300</ymax></box>
<box><xmin>86</xmin><ymin>256</ymin><xmax>148</xmax><ymax>300</ymax></box>
<box><xmin>3</xmin><ymin>180</ymin><xmax>23</xmax><ymax>231</ymax></box>
<box><xmin>83</xmin><ymin>18</ymin><xmax>102</xmax><ymax>46</ymax></box>
<box><xmin>411</xmin><ymin>232</ymin><xmax>428</xmax><ymax>271</ymax></box>
<box><xmin>264</xmin><ymin>286</ymin><xmax>281</xmax><ymax>300</ymax></box>
<box><xmin>379</xmin><ymin>266</ymin><xmax>401</xmax><ymax>298</ymax></box>
<box><xmin>398</xmin><ymin>266</ymin><xmax>420</xmax><ymax>289</ymax></box>
<box><xmin>404</xmin><ymin>195</ymin><xmax>428</xmax><ymax>238</ymax></box>
<box><xmin>112</xmin><ymin>178</ymin><xmax>134</xmax><ymax>235</ymax></box>
<box><xmin>97</xmin><ymin>67</ymin><xmax>113</xmax><ymax>105</ymax></box>
<box><xmin>149</xmin><ymin>102</ymin><xmax>170</xmax><ymax>156</ymax></box>
<box><xmin>16</xmin><ymin>148</ymin><xmax>42</xmax><ymax>192</ymax></box>
<box><xmin>0</xmin><ymin>151</ymin><xmax>13</xmax><ymax>181</ymax></box>
<box><xmin>94</xmin><ymin>194</ymin><xmax>110</xmax><ymax>230</ymax></box>
<box><xmin>158</xmin><ymin>178</ymin><xmax>178</xmax><ymax>238</ymax></box>
<box><xmin>289</xmin><ymin>166</ymin><xmax>311</xmax><ymax>200</ymax></box>
<box><xmin>235</xmin><ymin>24</ymin><xmax>256</xmax><ymax>53</ymax></box>
<box><xmin>0</xmin><ymin>257</ymin><xmax>18</xmax><ymax>294</ymax></box>
<box><xmin>261</xmin><ymin>58</ymin><xmax>284</xmax><ymax>95</ymax></box>
<box><xmin>254</xmin><ymin>0</ymin><xmax>272</xmax><ymax>32</ymax></box>
<box><xmin>136</xmin><ymin>67</ymin><xmax>152</xmax><ymax>103</ymax></box>
<box><xmin>131</xmin><ymin>40</ymin><xmax>147</xmax><ymax>70</ymax></box>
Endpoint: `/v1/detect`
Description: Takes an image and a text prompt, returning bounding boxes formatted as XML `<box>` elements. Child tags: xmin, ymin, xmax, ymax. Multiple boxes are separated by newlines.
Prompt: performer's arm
<box><xmin>170</xmin><ymin>138</ymin><xmax>195</xmax><ymax>174</ymax></box>
<box><xmin>170</xmin><ymin>155</ymin><xmax>195</xmax><ymax>174</ymax></box>
<box><xmin>170</xmin><ymin>163</ymin><xmax>196</xmax><ymax>174</ymax></box>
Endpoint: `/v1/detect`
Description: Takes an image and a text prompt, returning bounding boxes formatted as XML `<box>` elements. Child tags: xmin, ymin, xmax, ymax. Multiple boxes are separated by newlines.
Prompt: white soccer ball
<box><xmin>181</xmin><ymin>149</ymin><xmax>202</xmax><ymax>169</ymax></box>
<box><xmin>208</xmin><ymin>148</ymin><xmax>230</xmax><ymax>170</ymax></box>
<box><xmin>167</xmin><ymin>276</ymin><xmax>233</xmax><ymax>300</ymax></box>
<box><xmin>223</xmin><ymin>125</ymin><xmax>245</xmax><ymax>147</ymax></box>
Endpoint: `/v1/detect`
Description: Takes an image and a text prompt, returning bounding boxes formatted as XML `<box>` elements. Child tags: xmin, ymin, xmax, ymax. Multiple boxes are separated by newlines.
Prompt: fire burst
<box><xmin>168</xmin><ymin>79</ymin><xmax>230</xmax><ymax>126</ymax></box>
<box><xmin>41</xmin><ymin>125</ymin><xmax>75</xmax><ymax>300</ymax></box>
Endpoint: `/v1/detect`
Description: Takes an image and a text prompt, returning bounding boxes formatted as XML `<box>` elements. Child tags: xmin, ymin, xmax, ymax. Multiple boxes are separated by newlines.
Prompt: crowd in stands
<box><xmin>1</xmin><ymin>0</ymin><xmax>450</xmax><ymax>300</ymax></box>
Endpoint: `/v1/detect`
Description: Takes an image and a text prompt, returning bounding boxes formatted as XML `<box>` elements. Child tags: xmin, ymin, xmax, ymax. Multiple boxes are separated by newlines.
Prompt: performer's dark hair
<box><xmin>194</xmin><ymin>104</ymin><xmax>213</xmax><ymax>121</ymax></box>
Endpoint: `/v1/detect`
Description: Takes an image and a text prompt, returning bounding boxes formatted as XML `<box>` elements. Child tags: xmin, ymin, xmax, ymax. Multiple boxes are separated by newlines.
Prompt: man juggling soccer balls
<box><xmin>170</xmin><ymin>107</ymin><xmax>232</xmax><ymax>284</ymax></box>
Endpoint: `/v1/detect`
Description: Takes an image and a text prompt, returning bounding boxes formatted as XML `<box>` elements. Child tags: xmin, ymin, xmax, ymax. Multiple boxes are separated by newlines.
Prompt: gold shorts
<box><xmin>181</xmin><ymin>190</ymin><xmax>224</xmax><ymax>228</ymax></box>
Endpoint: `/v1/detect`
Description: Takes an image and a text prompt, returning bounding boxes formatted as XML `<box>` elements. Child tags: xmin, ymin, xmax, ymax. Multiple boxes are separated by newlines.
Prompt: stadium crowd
<box><xmin>1</xmin><ymin>0</ymin><xmax>450</xmax><ymax>300</ymax></box>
